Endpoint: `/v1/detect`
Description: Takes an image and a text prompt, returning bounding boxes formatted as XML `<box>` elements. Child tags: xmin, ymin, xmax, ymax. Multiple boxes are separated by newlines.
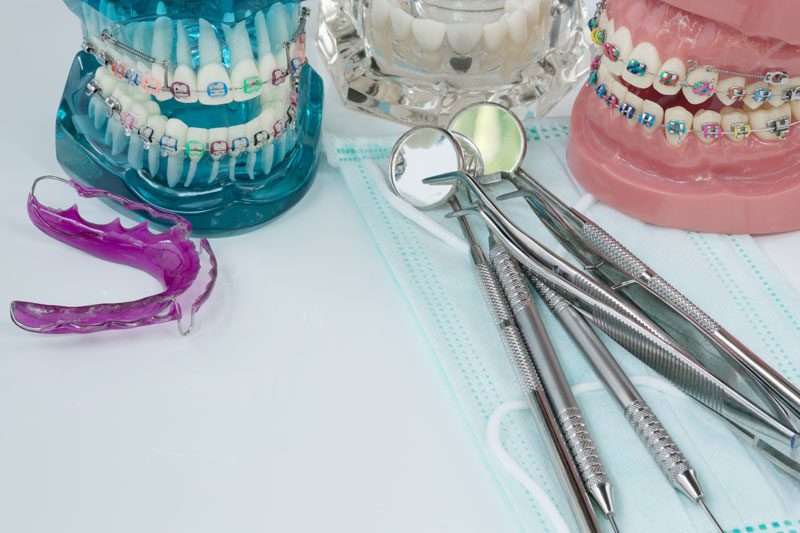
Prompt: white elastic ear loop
<box><xmin>487</xmin><ymin>401</ymin><xmax>572</xmax><ymax>533</ymax></box>
<box><xmin>365</xmin><ymin>160</ymin><xmax>470</xmax><ymax>256</ymax></box>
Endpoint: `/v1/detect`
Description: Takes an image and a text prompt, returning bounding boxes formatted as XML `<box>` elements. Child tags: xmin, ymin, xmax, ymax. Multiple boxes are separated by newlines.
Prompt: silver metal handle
<box><xmin>558</xmin><ymin>408</ymin><xmax>612</xmax><ymax>501</ymax></box>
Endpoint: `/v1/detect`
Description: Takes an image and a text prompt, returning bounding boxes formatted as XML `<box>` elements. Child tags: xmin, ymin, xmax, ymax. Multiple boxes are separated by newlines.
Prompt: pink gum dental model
<box><xmin>567</xmin><ymin>0</ymin><xmax>800</xmax><ymax>234</ymax></box>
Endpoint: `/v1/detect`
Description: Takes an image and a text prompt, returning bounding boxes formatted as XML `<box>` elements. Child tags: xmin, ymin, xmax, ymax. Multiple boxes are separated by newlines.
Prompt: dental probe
<box><xmin>489</xmin><ymin>239</ymin><xmax>619</xmax><ymax>531</ymax></box>
<box><xmin>527</xmin><ymin>273</ymin><xmax>725</xmax><ymax>533</ymax></box>
<box><xmin>453</xmin><ymin>197</ymin><xmax>603</xmax><ymax>533</ymax></box>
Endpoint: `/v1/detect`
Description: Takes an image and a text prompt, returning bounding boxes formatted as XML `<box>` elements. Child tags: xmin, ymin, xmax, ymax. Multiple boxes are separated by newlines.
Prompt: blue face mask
<box><xmin>325</xmin><ymin>118</ymin><xmax>800</xmax><ymax>532</ymax></box>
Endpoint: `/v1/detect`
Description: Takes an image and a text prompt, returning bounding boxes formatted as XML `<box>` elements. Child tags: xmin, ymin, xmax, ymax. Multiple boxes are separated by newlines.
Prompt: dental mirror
<box><xmin>389</xmin><ymin>127</ymin><xmax>465</xmax><ymax>209</ymax></box>
<box><xmin>448</xmin><ymin>102</ymin><xmax>527</xmax><ymax>181</ymax></box>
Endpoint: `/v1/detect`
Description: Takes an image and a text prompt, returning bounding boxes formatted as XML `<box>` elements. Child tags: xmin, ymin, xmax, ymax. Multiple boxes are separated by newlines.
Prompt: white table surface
<box><xmin>2</xmin><ymin>3</ymin><xmax>800</xmax><ymax>532</ymax></box>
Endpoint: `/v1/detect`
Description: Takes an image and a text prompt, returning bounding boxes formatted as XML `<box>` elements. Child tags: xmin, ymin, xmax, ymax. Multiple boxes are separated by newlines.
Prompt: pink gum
<box><xmin>607</xmin><ymin>0</ymin><xmax>800</xmax><ymax>73</ymax></box>
<box><xmin>567</xmin><ymin>85</ymin><xmax>800</xmax><ymax>234</ymax></box>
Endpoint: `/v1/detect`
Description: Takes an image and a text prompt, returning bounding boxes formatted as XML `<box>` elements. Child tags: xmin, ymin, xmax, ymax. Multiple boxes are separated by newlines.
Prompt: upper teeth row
<box><xmin>591</xmin><ymin>14</ymin><xmax>800</xmax><ymax>109</ymax></box>
<box><xmin>79</xmin><ymin>3</ymin><xmax>307</xmax><ymax>106</ymax></box>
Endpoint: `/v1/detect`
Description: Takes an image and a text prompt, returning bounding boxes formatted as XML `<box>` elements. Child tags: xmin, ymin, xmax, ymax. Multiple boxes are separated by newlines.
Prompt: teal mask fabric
<box><xmin>324</xmin><ymin>119</ymin><xmax>800</xmax><ymax>532</ymax></box>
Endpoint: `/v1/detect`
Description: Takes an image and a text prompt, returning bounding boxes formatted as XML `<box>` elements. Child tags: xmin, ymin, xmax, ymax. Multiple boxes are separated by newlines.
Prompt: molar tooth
<box><xmin>198</xmin><ymin>19</ymin><xmax>234</xmax><ymax>105</ymax></box>
<box><xmin>720</xmin><ymin>106</ymin><xmax>751</xmax><ymax>143</ymax></box>
<box><xmin>126</xmin><ymin>102</ymin><xmax>155</xmax><ymax>170</ymax></box>
<box><xmin>372</xmin><ymin>0</ymin><xmax>391</xmax><ymax>29</ymax></box>
<box><xmin>682</xmin><ymin>68</ymin><xmax>718</xmax><ymax>105</ymax></box>
<box><xmin>744</xmin><ymin>81</ymin><xmax>773</xmax><ymax>110</ymax></box>
<box><xmin>505</xmin><ymin>9</ymin><xmax>528</xmax><ymax>45</ymax></box>
<box><xmin>164</xmin><ymin>119</ymin><xmax>189</xmax><ymax>187</ymax></box>
<box><xmin>749</xmin><ymin>103</ymin><xmax>792</xmax><ymax>141</ymax></box>
<box><xmin>447</xmin><ymin>23</ymin><xmax>482</xmax><ymax>55</ymax></box>
<box><xmin>228</xmin><ymin>125</ymin><xmax>248</xmax><ymax>181</ymax></box>
<box><xmin>639</xmin><ymin>100</ymin><xmax>663</xmax><ymax>135</ymax></box>
<box><xmin>716</xmin><ymin>76</ymin><xmax>747</xmax><ymax>106</ymax></box>
<box><xmin>150</xmin><ymin>17</ymin><xmax>174</xmax><ymax>102</ymax></box>
<box><xmin>173</xmin><ymin>22</ymin><xmax>198</xmax><ymax>103</ymax></box>
<box><xmin>412</xmin><ymin>18</ymin><xmax>446</xmax><ymax>53</ymax></box>
<box><xmin>622</xmin><ymin>42</ymin><xmax>659</xmax><ymax>89</ymax></box>
<box><xmin>482</xmin><ymin>19</ymin><xmax>508</xmax><ymax>53</ymax></box>
<box><xmin>604</xmin><ymin>26</ymin><xmax>632</xmax><ymax>76</ymax></box>
<box><xmin>653</xmin><ymin>57</ymin><xmax>685</xmax><ymax>96</ymax></box>
<box><xmin>664</xmin><ymin>106</ymin><xmax>693</xmax><ymax>146</ymax></box>
<box><xmin>266</xmin><ymin>3</ymin><xmax>290</xmax><ymax>51</ymax></box>
<box><xmin>225</xmin><ymin>21</ymin><xmax>262</xmax><ymax>101</ymax></box>
<box><xmin>184</xmin><ymin>127</ymin><xmax>209</xmax><ymax>187</ymax></box>
<box><xmin>693</xmin><ymin>110</ymin><xmax>722</xmax><ymax>144</ymax></box>
<box><xmin>145</xmin><ymin>115</ymin><xmax>168</xmax><ymax>175</ymax></box>
<box><xmin>390</xmin><ymin>8</ymin><xmax>413</xmax><ymax>41</ymax></box>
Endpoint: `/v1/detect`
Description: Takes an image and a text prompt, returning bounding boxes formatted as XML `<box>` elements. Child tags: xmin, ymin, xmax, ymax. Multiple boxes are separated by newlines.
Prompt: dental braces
<box><xmin>82</xmin><ymin>7</ymin><xmax>309</xmax><ymax>102</ymax></box>
<box><xmin>591</xmin><ymin>80</ymin><xmax>798</xmax><ymax>142</ymax></box>
<box><xmin>587</xmin><ymin>4</ymin><xmax>799</xmax><ymax>103</ymax></box>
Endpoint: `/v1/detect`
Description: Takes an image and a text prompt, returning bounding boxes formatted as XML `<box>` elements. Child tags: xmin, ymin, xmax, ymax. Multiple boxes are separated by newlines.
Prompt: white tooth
<box><xmin>133</xmin><ymin>23</ymin><xmax>152</xmax><ymax>76</ymax></box>
<box><xmin>91</xmin><ymin>68</ymin><xmax>120</xmax><ymax>129</ymax></box>
<box><xmin>622</xmin><ymin>42</ymin><xmax>660</xmax><ymax>89</ymax></box>
<box><xmin>604</xmin><ymin>26</ymin><xmax>632</xmax><ymax>76</ymax></box>
<box><xmin>775</xmin><ymin>77</ymin><xmax>800</xmax><ymax>108</ymax></box>
<box><xmin>664</xmin><ymin>107</ymin><xmax>693</xmax><ymax>146</ymax></box>
<box><xmin>198</xmin><ymin>19</ymin><xmax>234</xmax><ymax>105</ymax></box>
<box><xmin>126</xmin><ymin>102</ymin><xmax>154</xmax><ymax>170</ymax></box>
<box><xmin>372</xmin><ymin>0</ymin><xmax>391</xmax><ymax>29</ymax></box>
<box><xmin>390</xmin><ymin>8</ymin><xmax>413</xmax><ymax>41</ymax></box>
<box><xmin>145</xmin><ymin>115</ymin><xmax>168</xmax><ymax>175</ymax></box>
<box><xmin>260</xmin><ymin>110</ymin><xmax>276</xmax><ymax>174</ymax></box>
<box><xmin>228</xmin><ymin>125</ymin><xmax>248</xmax><ymax>181</ymax></box>
<box><xmin>749</xmin><ymin>103</ymin><xmax>792</xmax><ymax>141</ymax></box>
<box><xmin>744</xmin><ymin>81</ymin><xmax>774</xmax><ymax>110</ymax></box>
<box><xmin>107</xmin><ymin>88</ymin><xmax>135</xmax><ymax>155</ymax></box>
<box><xmin>596</xmin><ymin>62</ymin><xmax>611</xmax><ymax>86</ymax></box>
<box><xmin>225</xmin><ymin>21</ymin><xmax>262</xmax><ymax>101</ymax></box>
<box><xmin>267</xmin><ymin>3</ymin><xmax>290</xmax><ymax>52</ymax></box>
<box><xmin>720</xmin><ymin>106</ymin><xmax>751</xmax><ymax>143</ymax></box>
<box><xmin>599</xmin><ymin>12</ymin><xmax>614</xmax><ymax>41</ymax></box>
<box><xmin>608</xmin><ymin>79</ymin><xmax>628</xmax><ymax>106</ymax></box>
<box><xmin>254</xmin><ymin>10</ymin><xmax>272</xmax><ymax>58</ymax></box>
<box><xmin>206</xmin><ymin>127</ymin><xmax>228</xmax><ymax>184</ymax></box>
<box><xmin>150</xmin><ymin>17</ymin><xmax>174</xmax><ymax>102</ymax></box>
<box><xmin>716</xmin><ymin>76</ymin><xmax>747</xmax><ymax>106</ymax></box>
<box><xmin>482</xmin><ymin>18</ymin><xmax>508</xmax><ymax>53</ymax></box>
<box><xmin>446</xmin><ymin>23</ymin><xmax>482</xmax><ymax>55</ymax></box>
<box><xmin>652</xmin><ymin>57</ymin><xmax>685</xmax><ymax>96</ymax></box>
<box><xmin>640</xmin><ymin>100</ymin><xmax>664</xmax><ymax>135</ymax></box>
<box><xmin>623</xmin><ymin>92</ymin><xmax>644</xmax><ymax>127</ymax></box>
<box><xmin>682</xmin><ymin>68</ymin><xmax>718</xmax><ymax>105</ymax></box>
<box><xmin>173</xmin><ymin>22</ymin><xmax>198</xmax><ymax>103</ymax></box>
<box><xmin>693</xmin><ymin>110</ymin><xmax>722</xmax><ymax>144</ymax></box>
<box><xmin>505</xmin><ymin>0</ymin><xmax>540</xmax><ymax>27</ymax></box>
<box><xmin>144</xmin><ymin>101</ymin><xmax>161</xmax><ymax>116</ymax></box>
<box><xmin>165</xmin><ymin>119</ymin><xmax>189</xmax><ymax>187</ymax></box>
<box><xmin>245</xmin><ymin>117</ymin><xmax>266</xmax><ymax>179</ymax></box>
<box><xmin>412</xmin><ymin>18</ymin><xmax>446</xmax><ymax>53</ymax></box>
<box><xmin>184</xmin><ymin>127</ymin><xmax>209</xmax><ymax>187</ymax></box>
<box><xmin>506</xmin><ymin>9</ymin><xmax>528</xmax><ymax>45</ymax></box>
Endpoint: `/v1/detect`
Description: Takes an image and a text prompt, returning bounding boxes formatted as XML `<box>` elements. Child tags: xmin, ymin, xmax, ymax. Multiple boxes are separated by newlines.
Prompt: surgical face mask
<box><xmin>324</xmin><ymin>118</ymin><xmax>800</xmax><ymax>532</ymax></box>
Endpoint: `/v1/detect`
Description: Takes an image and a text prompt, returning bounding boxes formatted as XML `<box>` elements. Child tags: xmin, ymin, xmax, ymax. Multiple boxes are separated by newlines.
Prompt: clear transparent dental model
<box><xmin>57</xmin><ymin>0</ymin><xmax>323</xmax><ymax>233</ymax></box>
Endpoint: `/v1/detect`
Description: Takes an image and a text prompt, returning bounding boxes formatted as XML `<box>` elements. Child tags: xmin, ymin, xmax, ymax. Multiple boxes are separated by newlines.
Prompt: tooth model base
<box><xmin>56</xmin><ymin>52</ymin><xmax>323</xmax><ymax>234</ymax></box>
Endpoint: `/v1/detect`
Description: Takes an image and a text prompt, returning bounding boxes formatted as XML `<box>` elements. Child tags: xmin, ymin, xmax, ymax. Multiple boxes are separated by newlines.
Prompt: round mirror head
<box><xmin>389</xmin><ymin>127</ymin><xmax>464</xmax><ymax>209</ymax></box>
<box><xmin>448</xmin><ymin>103</ymin><xmax>526</xmax><ymax>176</ymax></box>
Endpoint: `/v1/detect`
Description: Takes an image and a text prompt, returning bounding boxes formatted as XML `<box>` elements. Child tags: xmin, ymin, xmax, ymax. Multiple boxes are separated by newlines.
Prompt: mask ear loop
<box><xmin>11</xmin><ymin>176</ymin><xmax>218</xmax><ymax>335</ymax></box>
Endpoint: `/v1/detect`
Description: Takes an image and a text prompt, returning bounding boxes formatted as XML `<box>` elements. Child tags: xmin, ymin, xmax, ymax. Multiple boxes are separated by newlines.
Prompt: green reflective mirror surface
<box><xmin>449</xmin><ymin>103</ymin><xmax>526</xmax><ymax>176</ymax></box>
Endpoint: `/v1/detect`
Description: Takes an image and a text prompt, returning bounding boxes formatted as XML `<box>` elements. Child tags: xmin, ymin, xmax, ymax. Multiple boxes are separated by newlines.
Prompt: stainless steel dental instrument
<box><xmin>389</xmin><ymin>126</ymin><xmax>602</xmax><ymax>532</ymax></box>
<box><xmin>489</xmin><ymin>239</ymin><xmax>618</xmax><ymax>529</ymax></box>
<box><xmin>425</xmin><ymin>169</ymin><xmax>799</xmax><ymax>463</ymax></box>
<box><xmin>449</xmin><ymin>102</ymin><xmax>800</xmax><ymax>437</ymax></box>
<box><xmin>521</xmin><ymin>265</ymin><xmax>724</xmax><ymax>533</ymax></box>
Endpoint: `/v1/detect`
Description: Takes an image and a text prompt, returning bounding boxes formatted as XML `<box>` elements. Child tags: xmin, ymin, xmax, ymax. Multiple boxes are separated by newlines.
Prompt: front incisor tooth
<box><xmin>716</xmin><ymin>76</ymin><xmax>747</xmax><ymax>106</ymax></box>
<box><xmin>622</xmin><ymin>42</ymin><xmax>660</xmax><ymax>89</ymax></box>
<box><xmin>749</xmin><ymin>103</ymin><xmax>792</xmax><ymax>141</ymax></box>
<box><xmin>664</xmin><ymin>106</ymin><xmax>693</xmax><ymax>146</ymax></box>
<box><xmin>640</xmin><ymin>100</ymin><xmax>664</xmax><ymax>135</ymax></box>
<box><xmin>447</xmin><ymin>23</ymin><xmax>483</xmax><ymax>55</ymax></box>
<box><xmin>693</xmin><ymin>110</ymin><xmax>722</xmax><ymax>144</ymax></box>
<box><xmin>412</xmin><ymin>18</ymin><xmax>446</xmax><ymax>52</ymax></box>
<box><xmin>483</xmin><ymin>18</ymin><xmax>508</xmax><ymax>53</ymax></box>
<box><xmin>604</xmin><ymin>26</ymin><xmax>632</xmax><ymax>76</ymax></box>
<box><xmin>720</xmin><ymin>106</ymin><xmax>750</xmax><ymax>143</ymax></box>
<box><xmin>683</xmin><ymin>68</ymin><xmax>719</xmax><ymax>105</ymax></box>
<box><xmin>653</xmin><ymin>57</ymin><xmax>685</xmax><ymax>96</ymax></box>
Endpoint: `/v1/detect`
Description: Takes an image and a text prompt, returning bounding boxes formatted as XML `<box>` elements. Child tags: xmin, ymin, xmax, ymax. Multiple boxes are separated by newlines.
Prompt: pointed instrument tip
<box><xmin>608</xmin><ymin>513</ymin><xmax>621</xmax><ymax>533</ymax></box>
<box><xmin>699</xmin><ymin>499</ymin><xmax>724</xmax><ymax>533</ymax></box>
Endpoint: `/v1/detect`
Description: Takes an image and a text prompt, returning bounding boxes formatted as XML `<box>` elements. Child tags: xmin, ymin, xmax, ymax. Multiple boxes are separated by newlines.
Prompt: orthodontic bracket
<box><xmin>768</xmin><ymin>116</ymin><xmax>792</xmax><ymax>139</ymax></box>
